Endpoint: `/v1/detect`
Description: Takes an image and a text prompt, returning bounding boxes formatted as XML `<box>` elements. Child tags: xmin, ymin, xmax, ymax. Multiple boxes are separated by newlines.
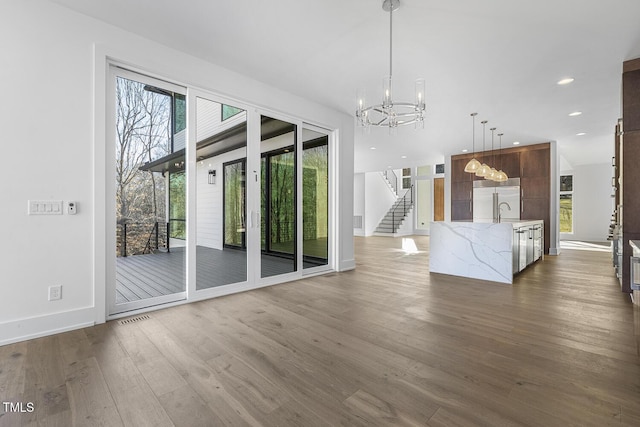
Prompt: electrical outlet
<box><xmin>49</xmin><ymin>285</ymin><xmax>62</xmax><ymax>301</ymax></box>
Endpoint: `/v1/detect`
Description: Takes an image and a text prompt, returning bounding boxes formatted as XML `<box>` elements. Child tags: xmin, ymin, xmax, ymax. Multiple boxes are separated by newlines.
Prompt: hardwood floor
<box><xmin>2</xmin><ymin>235</ymin><xmax>640</xmax><ymax>426</ymax></box>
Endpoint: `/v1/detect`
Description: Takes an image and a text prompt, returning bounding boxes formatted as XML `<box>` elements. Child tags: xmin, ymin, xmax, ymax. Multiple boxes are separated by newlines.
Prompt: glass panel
<box><xmin>560</xmin><ymin>194</ymin><xmax>573</xmax><ymax>233</ymax></box>
<box><xmin>261</xmin><ymin>116</ymin><xmax>297</xmax><ymax>278</ymax></box>
<box><xmin>224</xmin><ymin>160</ymin><xmax>246</xmax><ymax>248</ymax></box>
<box><xmin>417</xmin><ymin>165</ymin><xmax>431</xmax><ymax>176</ymax></box>
<box><xmin>303</xmin><ymin>129</ymin><xmax>329</xmax><ymax>268</ymax></box>
<box><xmin>114</xmin><ymin>74</ymin><xmax>185</xmax><ymax>310</ymax></box>
<box><xmin>222</xmin><ymin>104</ymin><xmax>243</xmax><ymax>121</ymax></box>
<box><xmin>169</xmin><ymin>171</ymin><xmax>186</xmax><ymax>240</ymax></box>
<box><xmin>195</xmin><ymin>97</ymin><xmax>247</xmax><ymax>289</ymax></box>
<box><xmin>560</xmin><ymin>175</ymin><xmax>573</xmax><ymax>192</ymax></box>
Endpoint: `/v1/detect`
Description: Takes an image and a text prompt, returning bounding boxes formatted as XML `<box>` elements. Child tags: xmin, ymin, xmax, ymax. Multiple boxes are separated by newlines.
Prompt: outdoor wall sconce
<box><xmin>208</xmin><ymin>169</ymin><xmax>216</xmax><ymax>184</ymax></box>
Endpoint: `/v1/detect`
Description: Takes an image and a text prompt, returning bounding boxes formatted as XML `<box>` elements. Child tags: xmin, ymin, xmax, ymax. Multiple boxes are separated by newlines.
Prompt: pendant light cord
<box><xmin>389</xmin><ymin>3</ymin><xmax>393</xmax><ymax>79</ymax></box>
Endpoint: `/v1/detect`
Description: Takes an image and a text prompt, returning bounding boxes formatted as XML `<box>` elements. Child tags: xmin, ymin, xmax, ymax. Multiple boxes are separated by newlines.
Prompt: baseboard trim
<box><xmin>0</xmin><ymin>307</ymin><xmax>96</xmax><ymax>346</ymax></box>
<box><xmin>339</xmin><ymin>259</ymin><xmax>356</xmax><ymax>271</ymax></box>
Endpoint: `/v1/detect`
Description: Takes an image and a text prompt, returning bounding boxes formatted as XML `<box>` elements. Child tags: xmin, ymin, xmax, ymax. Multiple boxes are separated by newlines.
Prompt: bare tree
<box><xmin>115</xmin><ymin>77</ymin><xmax>170</xmax><ymax>223</ymax></box>
<box><xmin>115</xmin><ymin>77</ymin><xmax>171</xmax><ymax>255</ymax></box>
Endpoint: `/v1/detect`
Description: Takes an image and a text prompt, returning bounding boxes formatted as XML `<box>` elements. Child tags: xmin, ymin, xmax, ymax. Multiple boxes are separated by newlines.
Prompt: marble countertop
<box><xmin>630</xmin><ymin>240</ymin><xmax>640</xmax><ymax>252</ymax></box>
<box><xmin>459</xmin><ymin>219</ymin><xmax>544</xmax><ymax>228</ymax></box>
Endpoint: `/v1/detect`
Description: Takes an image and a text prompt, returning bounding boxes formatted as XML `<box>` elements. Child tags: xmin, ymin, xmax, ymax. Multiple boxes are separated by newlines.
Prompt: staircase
<box><xmin>374</xmin><ymin>187</ymin><xmax>413</xmax><ymax>235</ymax></box>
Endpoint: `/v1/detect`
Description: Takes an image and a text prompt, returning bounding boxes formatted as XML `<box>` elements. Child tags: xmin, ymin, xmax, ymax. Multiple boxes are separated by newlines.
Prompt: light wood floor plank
<box><xmin>2</xmin><ymin>235</ymin><xmax>640</xmax><ymax>426</ymax></box>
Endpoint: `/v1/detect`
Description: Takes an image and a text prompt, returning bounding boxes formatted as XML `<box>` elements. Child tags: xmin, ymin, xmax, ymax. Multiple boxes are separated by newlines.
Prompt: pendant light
<box><xmin>476</xmin><ymin>120</ymin><xmax>491</xmax><ymax>177</ymax></box>
<box><xmin>486</xmin><ymin>127</ymin><xmax>499</xmax><ymax>181</ymax></box>
<box><xmin>495</xmin><ymin>133</ymin><xmax>509</xmax><ymax>182</ymax></box>
<box><xmin>464</xmin><ymin>113</ymin><xmax>481</xmax><ymax>173</ymax></box>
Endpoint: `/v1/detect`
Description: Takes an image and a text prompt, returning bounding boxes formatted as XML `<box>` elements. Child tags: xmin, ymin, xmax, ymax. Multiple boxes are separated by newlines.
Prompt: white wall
<box><xmin>364</xmin><ymin>172</ymin><xmax>397</xmax><ymax>236</ymax></box>
<box><xmin>415</xmin><ymin>179</ymin><xmax>432</xmax><ymax>233</ymax></box>
<box><xmin>0</xmin><ymin>0</ymin><xmax>354</xmax><ymax>345</ymax></box>
<box><xmin>353</xmin><ymin>173</ymin><xmax>365</xmax><ymax>236</ymax></box>
<box><xmin>560</xmin><ymin>162</ymin><xmax>613</xmax><ymax>242</ymax></box>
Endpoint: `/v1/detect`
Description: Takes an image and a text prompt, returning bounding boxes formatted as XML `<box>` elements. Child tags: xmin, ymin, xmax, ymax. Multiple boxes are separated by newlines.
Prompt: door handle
<box><xmin>249</xmin><ymin>211</ymin><xmax>260</xmax><ymax>228</ymax></box>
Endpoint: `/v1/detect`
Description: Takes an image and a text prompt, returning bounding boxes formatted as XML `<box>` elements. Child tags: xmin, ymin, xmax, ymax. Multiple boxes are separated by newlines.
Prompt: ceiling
<box><xmin>49</xmin><ymin>0</ymin><xmax>640</xmax><ymax>173</ymax></box>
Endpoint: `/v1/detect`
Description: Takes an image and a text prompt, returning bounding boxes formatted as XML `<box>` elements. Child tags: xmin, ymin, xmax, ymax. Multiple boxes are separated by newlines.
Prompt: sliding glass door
<box><xmin>302</xmin><ymin>126</ymin><xmax>329</xmax><ymax>270</ymax></box>
<box><xmin>107</xmin><ymin>71</ymin><xmax>334</xmax><ymax>317</ymax></box>
<box><xmin>261</xmin><ymin>116</ymin><xmax>297</xmax><ymax>278</ymax></box>
<box><xmin>108</xmin><ymin>67</ymin><xmax>187</xmax><ymax>315</ymax></box>
<box><xmin>194</xmin><ymin>95</ymin><xmax>248</xmax><ymax>290</ymax></box>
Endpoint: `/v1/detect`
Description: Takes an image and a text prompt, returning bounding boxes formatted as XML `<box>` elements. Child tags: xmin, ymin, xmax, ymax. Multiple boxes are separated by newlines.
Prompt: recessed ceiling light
<box><xmin>401</xmin><ymin>155</ymin><xmax>407</xmax><ymax>159</ymax></box>
<box><xmin>513</xmin><ymin>141</ymin><xmax>520</xmax><ymax>145</ymax></box>
<box><xmin>557</xmin><ymin>78</ymin><xmax>575</xmax><ymax>85</ymax></box>
<box><xmin>462</xmin><ymin>149</ymin><xmax>468</xmax><ymax>153</ymax></box>
<box><xmin>576</xmin><ymin>132</ymin><xmax>586</xmax><ymax>136</ymax></box>
<box><xmin>370</xmin><ymin>146</ymin><xmax>376</xmax><ymax>150</ymax></box>
<box><xmin>569</xmin><ymin>111</ymin><xmax>582</xmax><ymax>116</ymax></box>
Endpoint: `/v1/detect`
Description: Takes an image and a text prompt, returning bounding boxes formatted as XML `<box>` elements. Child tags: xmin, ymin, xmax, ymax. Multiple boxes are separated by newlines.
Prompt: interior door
<box><xmin>107</xmin><ymin>66</ymin><xmax>187</xmax><ymax>315</ymax></box>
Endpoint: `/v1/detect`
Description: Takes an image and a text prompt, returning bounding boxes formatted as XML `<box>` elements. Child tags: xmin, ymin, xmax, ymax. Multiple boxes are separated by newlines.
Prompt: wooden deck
<box><xmin>116</xmin><ymin>245</ymin><xmax>324</xmax><ymax>304</ymax></box>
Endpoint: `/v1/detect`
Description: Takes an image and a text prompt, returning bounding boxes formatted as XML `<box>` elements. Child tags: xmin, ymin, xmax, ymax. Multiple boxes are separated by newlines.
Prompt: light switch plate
<box><xmin>28</xmin><ymin>200</ymin><xmax>63</xmax><ymax>215</ymax></box>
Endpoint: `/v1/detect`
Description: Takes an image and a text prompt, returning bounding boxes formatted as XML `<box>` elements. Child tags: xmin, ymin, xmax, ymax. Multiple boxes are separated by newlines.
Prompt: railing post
<box><xmin>155</xmin><ymin>221</ymin><xmax>159</xmax><ymax>250</ymax></box>
<box><xmin>166</xmin><ymin>222</ymin><xmax>171</xmax><ymax>253</ymax></box>
<box><xmin>122</xmin><ymin>223</ymin><xmax>127</xmax><ymax>257</ymax></box>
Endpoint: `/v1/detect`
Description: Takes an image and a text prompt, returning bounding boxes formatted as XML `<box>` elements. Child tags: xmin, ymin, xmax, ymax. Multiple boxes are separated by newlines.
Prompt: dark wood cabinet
<box><xmin>498</xmin><ymin>152</ymin><xmax>520</xmax><ymax>178</ymax></box>
<box><xmin>451</xmin><ymin>142</ymin><xmax>550</xmax><ymax>253</ymax></box>
<box><xmin>451</xmin><ymin>181</ymin><xmax>472</xmax><ymax>201</ymax></box>
<box><xmin>451</xmin><ymin>157</ymin><xmax>474</xmax><ymax>221</ymax></box>
<box><xmin>452</xmin><ymin>200</ymin><xmax>472</xmax><ymax>221</ymax></box>
<box><xmin>620</xmin><ymin>58</ymin><xmax>640</xmax><ymax>295</ymax></box>
<box><xmin>451</xmin><ymin>157</ymin><xmax>471</xmax><ymax>182</ymax></box>
<box><xmin>520</xmin><ymin>177</ymin><xmax>549</xmax><ymax>199</ymax></box>
<box><xmin>520</xmin><ymin>148</ymin><xmax>550</xmax><ymax>178</ymax></box>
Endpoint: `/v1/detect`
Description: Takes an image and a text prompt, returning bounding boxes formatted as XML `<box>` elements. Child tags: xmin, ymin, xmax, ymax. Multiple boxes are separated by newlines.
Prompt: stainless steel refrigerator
<box><xmin>473</xmin><ymin>178</ymin><xmax>521</xmax><ymax>223</ymax></box>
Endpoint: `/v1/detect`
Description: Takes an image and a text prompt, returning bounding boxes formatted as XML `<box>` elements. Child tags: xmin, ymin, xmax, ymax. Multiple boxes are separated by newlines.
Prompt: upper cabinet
<box><xmin>497</xmin><ymin>152</ymin><xmax>520</xmax><ymax>178</ymax></box>
<box><xmin>520</xmin><ymin>148</ymin><xmax>550</xmax><ymax>178</ymax></box>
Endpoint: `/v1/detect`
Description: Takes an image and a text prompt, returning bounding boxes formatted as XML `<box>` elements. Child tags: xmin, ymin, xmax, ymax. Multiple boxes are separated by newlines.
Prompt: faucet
<box><xmin>498</xmin><ymin>202</ymin><xmax>511</xmax><ymax>222</ymax></box>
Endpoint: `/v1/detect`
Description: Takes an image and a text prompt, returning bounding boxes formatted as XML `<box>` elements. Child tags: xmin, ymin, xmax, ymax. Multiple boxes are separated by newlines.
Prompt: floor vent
<box><xmin>119</xmin><ymin>314</ymin><xmax>150</xmax><ymax>325</ymax></box>
<box><xmin>354</xmin><ymin>215</ymin><xmax>363</xmax><ymax>229</ymax></box>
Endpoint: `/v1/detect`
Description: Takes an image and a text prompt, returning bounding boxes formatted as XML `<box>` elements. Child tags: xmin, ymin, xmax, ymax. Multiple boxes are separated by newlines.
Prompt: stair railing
<box><xmin>383</xmin><ymin>169</ymin><xmax>399</xmax><ymax>195</ymax></box>
<box><xmin>390</xmin><ymin>185</ymin><xmax>414</xmax><ymax>232</ymax></box>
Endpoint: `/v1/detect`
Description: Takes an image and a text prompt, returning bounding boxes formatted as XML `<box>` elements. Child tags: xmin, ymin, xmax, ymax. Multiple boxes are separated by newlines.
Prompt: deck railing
<box><xmin>118</xmin><ymin>221</ymin><xmax>169</xmax><ymax>257</ymax></box>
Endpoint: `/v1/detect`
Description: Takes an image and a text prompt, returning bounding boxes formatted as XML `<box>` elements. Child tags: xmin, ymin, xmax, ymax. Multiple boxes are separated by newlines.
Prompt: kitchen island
<box><xmin>429</xmin><ymin>220</ymin><xmax>544</xmax><ymax>284</ymax></box>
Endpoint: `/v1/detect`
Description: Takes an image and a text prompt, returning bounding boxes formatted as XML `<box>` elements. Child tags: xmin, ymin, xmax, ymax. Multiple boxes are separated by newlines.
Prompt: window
<box><xmin>222</xmin><ymin>104</ymin><xmax>243</xmax><ymax>121</ymax></box>
<box><xmin>402</xmin><ymin>167</ymin><xmax>411</xmax><ymax>189</ymax></box>
<box><xmin>169</xmin><ymin>171</ymin><xmax>186</xmax><ymax>239</ymax></box>
<box><xmin>174</xmin><ymin>93</ymin><xmax>186</xmax><ymax>133</ymax></box>
<box><xmin>223</xmin><ymin>160</ymin><xmax>246</xmax><ymax>249</ymax></box>
<box><xmin>560</xmin><ymin>175</ymin><xmax>573</xmax><ymax>233</ymax></box>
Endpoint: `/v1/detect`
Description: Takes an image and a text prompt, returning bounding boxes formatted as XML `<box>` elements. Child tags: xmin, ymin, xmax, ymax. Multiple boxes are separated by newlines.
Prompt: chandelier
<box><xmin>356</xmin><ymin>0</ymin><xmax>425</xmax><ymax>129</ymax></box>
